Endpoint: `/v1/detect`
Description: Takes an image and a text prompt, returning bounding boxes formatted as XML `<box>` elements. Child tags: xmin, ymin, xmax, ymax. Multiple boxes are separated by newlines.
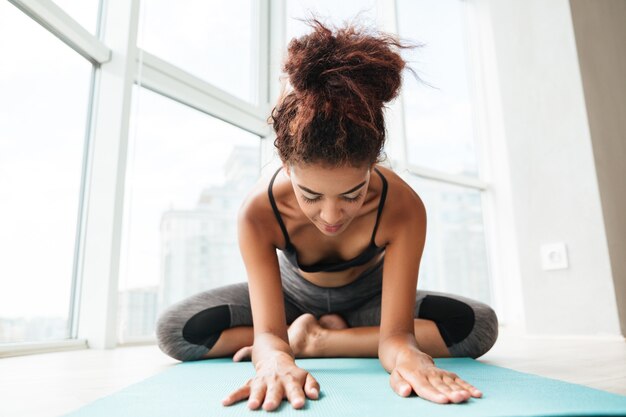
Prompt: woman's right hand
<box><xmin>222</xmin><ymin>351</ymin><xmax>320</xmax><ymax>411</ymax></box>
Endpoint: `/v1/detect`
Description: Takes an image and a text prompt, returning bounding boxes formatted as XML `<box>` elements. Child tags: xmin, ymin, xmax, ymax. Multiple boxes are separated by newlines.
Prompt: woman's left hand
<box><xmin>390</xmin><ymin>349</ymin><xmax>483</xmax><ymax>404</ymax></box>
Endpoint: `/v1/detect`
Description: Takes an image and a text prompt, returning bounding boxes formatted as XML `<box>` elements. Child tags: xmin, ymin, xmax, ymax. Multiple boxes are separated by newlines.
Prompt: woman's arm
<box><xmin>377</xmin><ymin>186</ymin><xmax>481</xmax><ymax>404</ymax></box>
<box><xmin>378</xmin><ymin>187</ymin><xmax>428</xmax><ymax>369</ymax></box>
<box><xmin>237</xmin><ymin>209</ymin><xmax>292</xmax><ymax>363</ymax></box>
<box><xmin>222</xmin><ymin>196</ymin><xmax>320</xmax><ymax>411</ymax></box>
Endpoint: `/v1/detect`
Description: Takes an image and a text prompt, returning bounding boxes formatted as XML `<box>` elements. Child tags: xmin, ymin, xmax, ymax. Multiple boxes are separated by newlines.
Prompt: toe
<box><xmin>319</xmin><ymin>314</ymin><xmax>349</xmax><ymax>330</ymax></box>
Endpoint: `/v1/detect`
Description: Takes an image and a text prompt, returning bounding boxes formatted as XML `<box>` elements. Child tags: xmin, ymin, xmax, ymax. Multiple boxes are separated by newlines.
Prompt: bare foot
<box><xmin>319</xmin><ymin>313</ymin><xmax>349</xmax><ymax>330</ymax></box>
<box><xmin>232</xmin><ymin>313</ymin><xmax>327</xmax><ymax>361</ymax></box>
<box><xmin>287</xmin><ymin>313</ymin><xmax>325</xmax><ymax>357</ymax></box>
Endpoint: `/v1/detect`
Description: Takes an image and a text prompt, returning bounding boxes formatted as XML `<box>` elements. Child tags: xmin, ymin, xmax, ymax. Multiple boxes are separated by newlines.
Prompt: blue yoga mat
<box><xmin>63</xmin><ymin>357</ymin><xmax>626</xmax><ymax>417</ymax></box>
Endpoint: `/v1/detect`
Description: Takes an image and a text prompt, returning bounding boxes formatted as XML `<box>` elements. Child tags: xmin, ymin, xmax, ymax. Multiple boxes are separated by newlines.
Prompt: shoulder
<box><xmin>237</xmin><ymin>168</ymin><xmax>285</xmax><ymax>249</ymax></box>
<box><xmin>375</xmin><ymin>165</ymin><xmax>426</xmax><ymax>244</ymax></box>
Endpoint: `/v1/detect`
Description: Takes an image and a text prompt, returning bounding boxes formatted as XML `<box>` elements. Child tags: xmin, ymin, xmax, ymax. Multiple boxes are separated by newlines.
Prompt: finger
<box><xmin>222</xmin><ymin>384</ymin><xmax>250</xmax><ymax>406</ymax></box>
<box><xmin>454</xmin><ymin>377</ymin><xmax>483</xmax><ymax>398</ymax></box>
<box><xmin>435</xmin><ymin>375</ymin><xmax>470</xmax><ymax>403</ymax></box>
<box><xmin>396</xmin><ymin>368</ymin><xmax>448</xmax><ymax>404</ymax></box>
<box><xmin>389</xmin><ymin>369</ymin><xmax>413</xmax><ymax>397</ymax></box>
<box><xmin>232</xmin><ymin>346</ymin><xmax>252</xmax><ymax>362</ymax></box>
<box><xmin>304</xmin><ymin>373</ymin><xmax>321</xmax><ymax>400</ymax></box>
<box><xmin>426</xmin><ymin>374</ymin><xmax>454</xmax><ymax>397</ymax></box>
<box><xmin>263</xmin><ymin>381</ymin><xmax>285</xmax><ymax>411</ymax></box>
<box><xmin>247</xmin><ymin>381</ymin><xmax>267</xmax><ymax>410</ymax></box>
<box><xmin>283</xmin><ymin>377</ymin><xmax>306</xmax><ymax>409</ymax></box>
<box><xmin>442</xmin><ymin>374</ymin><xmax>470</xmax><ymax>395</ymax></box>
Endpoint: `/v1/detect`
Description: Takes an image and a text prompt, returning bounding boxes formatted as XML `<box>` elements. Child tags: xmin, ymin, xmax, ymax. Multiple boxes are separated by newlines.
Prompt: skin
<box><xmin>221</xmin><ymin>162</ymin><xmax>482</xmax><ymax>411</ymax></box>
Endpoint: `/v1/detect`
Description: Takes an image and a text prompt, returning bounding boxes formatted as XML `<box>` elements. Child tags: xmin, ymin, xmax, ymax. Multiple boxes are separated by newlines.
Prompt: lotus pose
<box><xmin>156</xmin><ymin>21</ymin><xmax>499</xmax><ymax>411</ymax></box>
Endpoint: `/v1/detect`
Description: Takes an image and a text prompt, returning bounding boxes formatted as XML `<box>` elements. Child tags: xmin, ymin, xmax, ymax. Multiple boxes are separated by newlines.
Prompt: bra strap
<box><xmin>370</xmin><ymin>167</ymin><xmax>388</xmax><ymax>243</ymax></box>
<box><xmin>268</xmin><ymin>167</ymin><xmax>292</xmax><ymax>249</ymax></box>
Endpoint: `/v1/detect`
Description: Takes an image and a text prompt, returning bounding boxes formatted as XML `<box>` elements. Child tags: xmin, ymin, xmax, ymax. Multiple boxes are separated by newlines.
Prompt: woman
<box><xmin>156</xmin><ymin>21</ymin><xmax>499</xmax><ymax>411</ymax></box>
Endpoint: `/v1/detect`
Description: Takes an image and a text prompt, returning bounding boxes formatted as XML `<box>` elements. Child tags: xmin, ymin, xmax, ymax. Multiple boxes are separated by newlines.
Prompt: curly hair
<box><xmin>270</xmin><ymin>19</ymin><xmax>413</xmax><ymax>168</ymax></box>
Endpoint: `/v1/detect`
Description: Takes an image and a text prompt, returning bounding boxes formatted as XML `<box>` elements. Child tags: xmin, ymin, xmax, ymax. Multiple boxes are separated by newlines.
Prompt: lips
<box><xmin>322</xmin><ymin>223</ymin><xmax>343</xmax><ymax>233</ymax></box>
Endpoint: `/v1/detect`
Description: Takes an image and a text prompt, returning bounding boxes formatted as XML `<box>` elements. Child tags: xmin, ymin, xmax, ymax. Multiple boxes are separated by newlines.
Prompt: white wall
<box><xmin>570</xmin><ymin>0</ymin><xmax>626</xmax><ymax>337</ymax></box>
<box><xmin>480</xmin><ymin>0</ymin><xmax>621</xmax><ymax>336</ymax></box>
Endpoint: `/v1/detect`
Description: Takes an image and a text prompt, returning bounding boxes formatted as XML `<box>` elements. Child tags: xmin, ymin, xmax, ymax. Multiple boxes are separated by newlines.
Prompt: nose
<box><xmin>319</xmin><ymin>201</ymin><xmax>343</xmax><ymax>225</ymax></box>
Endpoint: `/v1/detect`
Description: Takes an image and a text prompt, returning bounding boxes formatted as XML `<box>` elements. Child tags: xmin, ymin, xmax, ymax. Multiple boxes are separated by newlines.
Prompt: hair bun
<box><xmin>284</xmin><ymin>19</ymin><xmax>407</xmax><ymax>109</ymax></box>
<box><xmin>270</xmin><ymin>19</ymin><xmax>417</xmax><ymax>167</ymax></box>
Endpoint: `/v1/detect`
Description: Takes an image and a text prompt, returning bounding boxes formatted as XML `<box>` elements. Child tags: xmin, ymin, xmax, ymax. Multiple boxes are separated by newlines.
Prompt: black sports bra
<box><xmin>267</xmin><ymin>166</ymin><xmax>388</xmax><ymax>273</ymax></box>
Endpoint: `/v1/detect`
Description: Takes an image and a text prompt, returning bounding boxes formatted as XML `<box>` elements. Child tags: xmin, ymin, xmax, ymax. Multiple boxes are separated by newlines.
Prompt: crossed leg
<box><xmin>202</xmin><ymin>313</ymin><xmax>450</xmax><ymax>361</ymax></box>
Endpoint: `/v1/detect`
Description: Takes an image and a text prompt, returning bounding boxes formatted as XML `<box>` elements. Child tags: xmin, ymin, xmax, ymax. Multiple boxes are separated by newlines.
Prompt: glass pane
<box><xmin>403</xmin><ymin>174</ymin><xmax>492</xmax><ymax>305</ymax></box>
<box><xmin>117</xmin><ymin>86</ymin><xmax>261</xmax><ymax>343</ymax></box>
<box><xmin>138</xmin><ymin>0</ymin><xmax>259</xmax><ymax>104</ymax></box>
<box><xmin>397</xmin><ymin>0</ymin><xmax>480</xmax><ymax>177</ymax></box>
<box><xmin>286</xmin><ymin>0</ymin><xmax>378</xmax><ymax>41</ymax></box>
<box><xmin>0</xmin><ymin>3</ymin><xmax>92</xmax><ymax>343</ymax></box>
<box><xmin>51</xmin><ymin>0</ymin><xmax>100</xmax><ymax>34</ymax></box>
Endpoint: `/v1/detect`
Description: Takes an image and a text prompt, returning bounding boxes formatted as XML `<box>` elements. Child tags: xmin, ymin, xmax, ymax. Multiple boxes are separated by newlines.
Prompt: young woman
<box><xmin>156</xmin><ymin>21</ymin><xmax>498</xmax><ymax>411</ymax></box>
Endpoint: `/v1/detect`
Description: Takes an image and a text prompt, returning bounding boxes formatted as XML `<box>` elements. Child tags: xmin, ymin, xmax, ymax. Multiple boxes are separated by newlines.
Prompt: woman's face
<box><xmin>285</xmin><ymin>162</ymin><xmax>371</xmax><ymax>237</ymax></box>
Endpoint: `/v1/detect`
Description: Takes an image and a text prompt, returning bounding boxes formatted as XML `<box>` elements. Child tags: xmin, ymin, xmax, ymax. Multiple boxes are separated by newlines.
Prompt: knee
<box><xmin>155</xmin><ymin>305</ymin><xmax>222</xmax><ymax>362</ymax></box>
<box><xmin>155</xmin><ymin>308</ymin><xmax>193</xmax><ymax>362</ymax></box>
<box><xmin>467</xmin><ymin>303</ymin><xmax>499</xmax><ymax>359</ymax></box>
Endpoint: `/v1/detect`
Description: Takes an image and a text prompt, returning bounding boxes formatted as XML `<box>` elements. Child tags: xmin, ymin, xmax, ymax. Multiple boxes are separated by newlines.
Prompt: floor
<box><xmin>1</xmin><ymin>325</ymin><xmax>625</xmax><ymax>417</ymax></box>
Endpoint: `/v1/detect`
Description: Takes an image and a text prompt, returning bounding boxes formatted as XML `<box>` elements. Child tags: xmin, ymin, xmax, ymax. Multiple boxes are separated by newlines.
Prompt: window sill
<box><xmin>0</xmin><ymin>338</ymin><xmax>87</xmax><ymax>358</ymax></box>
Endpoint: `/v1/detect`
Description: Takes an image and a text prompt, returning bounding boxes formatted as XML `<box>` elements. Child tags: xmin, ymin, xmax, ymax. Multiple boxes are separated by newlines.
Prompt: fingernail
<box><xmin>311</xmin><ymin>388</ymin><xmax>318</xmax><ymax>396</ymax></box>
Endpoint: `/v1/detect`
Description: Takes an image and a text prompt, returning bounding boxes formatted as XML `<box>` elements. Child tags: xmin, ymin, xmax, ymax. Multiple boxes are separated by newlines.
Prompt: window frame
<box><xmin>3</xmin><ymin>0</ymin><xmax>510</xmax><ymax>356</ymax></box>
<box><xmin>2</xmin><ymin>0</ymin><xmax>105</xmax><ymax>356</ymax></box>
<box><xmin>3</xmin><ymin>0</ymin><xmax>272</xmax><ymax>354</ymax></box>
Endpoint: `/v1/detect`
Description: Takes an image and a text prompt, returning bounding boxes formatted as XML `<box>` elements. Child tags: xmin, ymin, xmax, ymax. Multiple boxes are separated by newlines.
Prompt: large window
<box><xmin>138</xmin><ymin>0</ymin><xmax>260</xmax><ymax>104</ymax></box>
<box><xmin>398</xmin><ymin>0</ymin><xmax>479</xmax><ymax>177</ymax></box>
<box><xmin>397</xmin><ymin>0</ymin><xmax>490</xmax><ymax>302</ymax></box>
<box><xmin>404</xmin><ymin>176</ymin><xmax>491</xmax><ymax>304</ymax></box>
<box><xmin>117</xmin><ymin>87</ymin><xmax>260</xmax><ymax>343</ymax></box>
<box><xmin>2</xmin><ymin>0</ymin><xmax>495</xmax><ymax>354</ymax></box>
<box><xmin>0</xmin><ymin>1</ymin><xmax>93</xmax><ymax>344</ymax></box>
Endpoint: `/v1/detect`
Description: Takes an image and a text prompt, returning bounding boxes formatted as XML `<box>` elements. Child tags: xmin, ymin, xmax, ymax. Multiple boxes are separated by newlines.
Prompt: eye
<box><xmin>302</xmin><ymin>195</ymin><xmax>321</xmax><ymax>204</ymax></box>
<box><xmin>342</xmin><ymin>193</ymin><xmax>362</xmax><ymax>203</ymax></box>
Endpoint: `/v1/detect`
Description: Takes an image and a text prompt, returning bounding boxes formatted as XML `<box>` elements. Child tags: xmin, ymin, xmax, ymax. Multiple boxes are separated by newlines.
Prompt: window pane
<box><xmin>397</xmin><ymin>0</ymin><xmax>479</xmax><ymax>177</ymax></box>
<box><xmin>51</xmin><ymin>0</ymin><xmax>100</xmax><ymax>34</ymax></box>
<box><xmin>0</xmin><ymin>3</ymin><xmax>92</xmax><ymax>343</ymax></box>
<box><xmin>404</xmin><ymin>174</ymin><xmax>492</xmax><ymax>305</ymax></box>
<box><xmin>286</xmin><ymin>0</ymin><xmax>377</xmax><ymax>40</ymax></box>
<box><xmin>117</xmin><ymin>86</ymin><xmax>260</xmax><ymax>342</ymax></box>
<box><xmin>138</xmin><ymin>0</ymin><xmax>259</xmax><ymax>104</ymax></box>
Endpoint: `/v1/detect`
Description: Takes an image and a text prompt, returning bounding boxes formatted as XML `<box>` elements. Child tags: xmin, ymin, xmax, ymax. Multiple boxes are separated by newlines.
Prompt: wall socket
<box><xmin>540</xmin><ymin>242</ymin><xmax>569</xmax><ymax>270</ymax></box>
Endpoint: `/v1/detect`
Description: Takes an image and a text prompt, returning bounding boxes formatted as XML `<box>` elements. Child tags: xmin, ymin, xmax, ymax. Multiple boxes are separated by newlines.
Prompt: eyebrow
<box><xmin>297</xmin><ymin>181</ymin><xmax>367</xmax><ymax>196</ymax></box>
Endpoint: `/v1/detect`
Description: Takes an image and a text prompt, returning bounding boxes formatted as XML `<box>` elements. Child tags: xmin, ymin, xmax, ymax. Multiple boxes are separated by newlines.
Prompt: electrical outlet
<box><xmin>540</xmin><ymin>242</ymin><xmax>569</xmax><ymax>270</ymax></box>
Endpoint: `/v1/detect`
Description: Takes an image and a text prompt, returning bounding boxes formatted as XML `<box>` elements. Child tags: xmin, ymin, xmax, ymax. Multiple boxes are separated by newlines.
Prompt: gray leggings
<box><xmin>156</xmin><ymin>253</ymin><xmax>499</xmax><ymax>362</ymax></box>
